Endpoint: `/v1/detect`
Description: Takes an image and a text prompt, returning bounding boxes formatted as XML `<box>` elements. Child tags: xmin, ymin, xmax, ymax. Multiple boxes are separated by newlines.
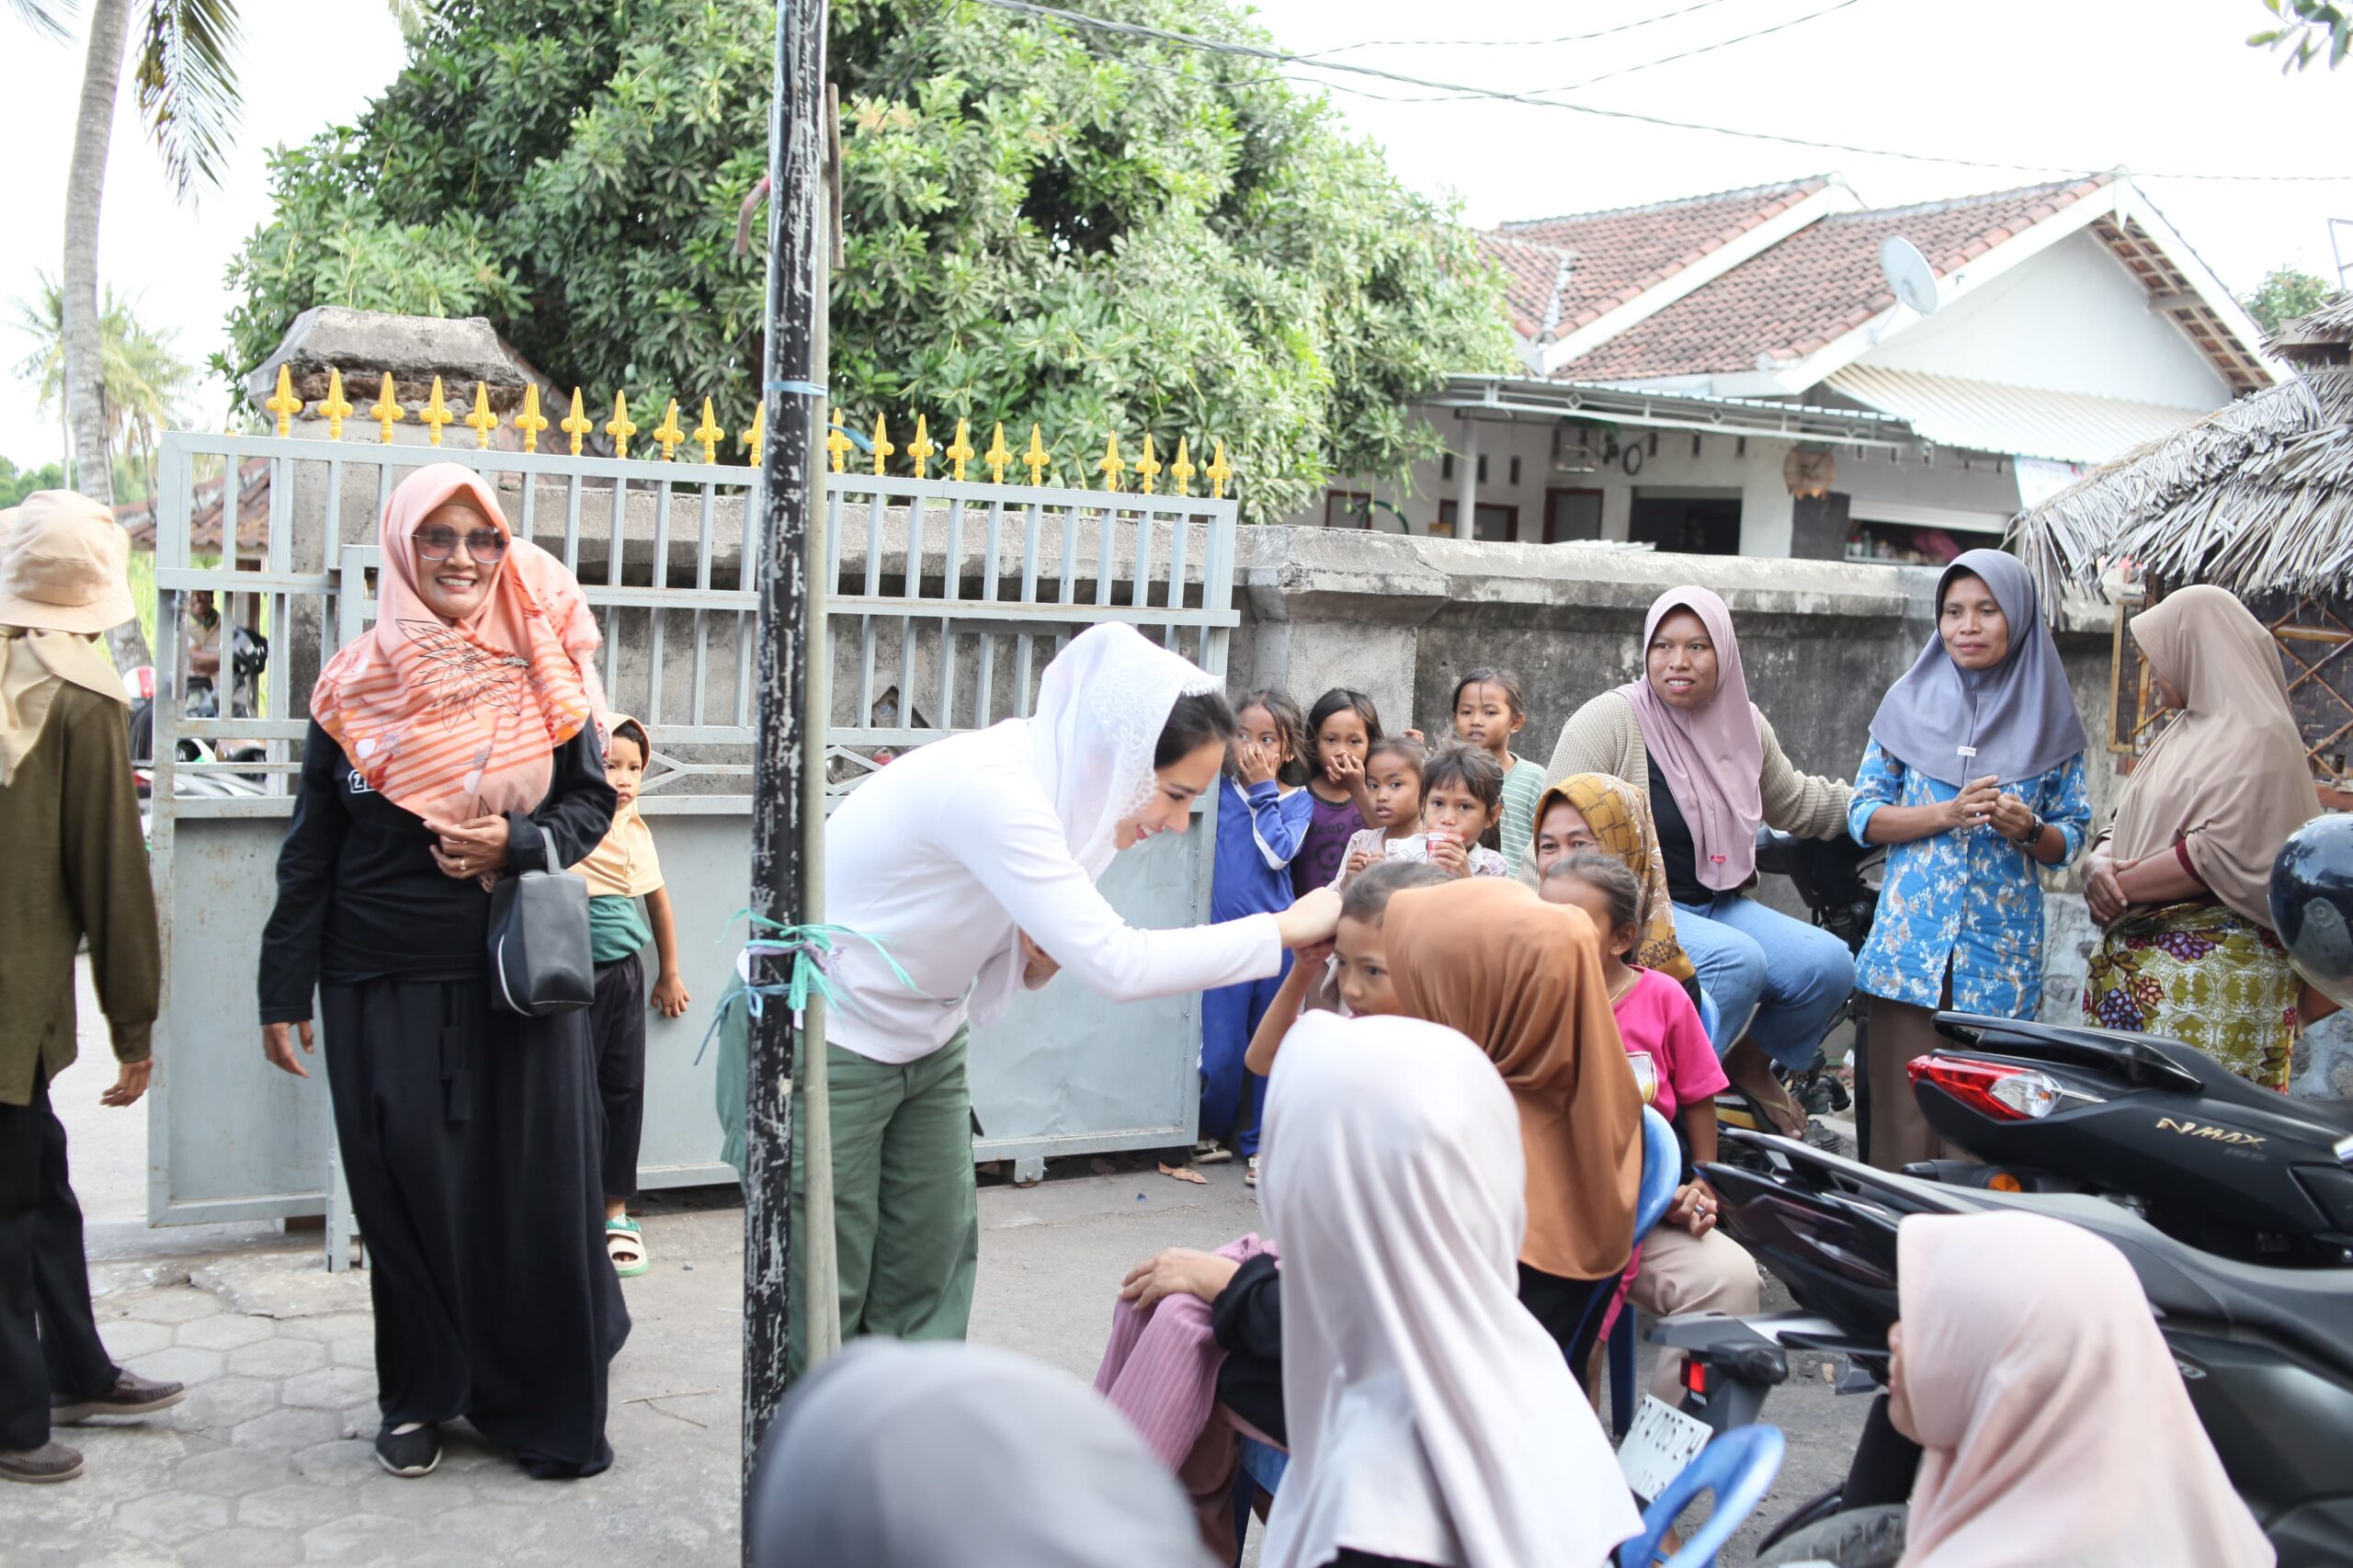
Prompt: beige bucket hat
<box><xmin>0</xmin><ymin>491</ymin><xmax>136</xmax><ymax>634</ymax></box>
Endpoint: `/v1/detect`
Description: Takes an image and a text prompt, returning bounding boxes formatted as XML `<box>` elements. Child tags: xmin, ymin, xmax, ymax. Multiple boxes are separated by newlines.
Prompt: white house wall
<box><xmin>1291</xmin><ymin>407</ymin><xmax>2029</xmax><ymax>558</ymax></box>
<box><xmin>1857</xmin><ymin>230</ymin><xmax>2233</xmax><ymax>410</ymax></box>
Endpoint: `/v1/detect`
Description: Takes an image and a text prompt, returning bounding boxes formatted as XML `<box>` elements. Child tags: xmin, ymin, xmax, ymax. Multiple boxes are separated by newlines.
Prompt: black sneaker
<box><xmin>375</xmin><ymin>1422</ymin><xmax>442</xmax><ymax>1478</ymax></box>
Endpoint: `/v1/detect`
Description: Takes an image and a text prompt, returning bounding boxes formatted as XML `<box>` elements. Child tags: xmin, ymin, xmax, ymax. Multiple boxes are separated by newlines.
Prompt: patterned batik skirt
<box><xmin>2083</xmin><ymin>901</ymin><xmax>2298</xmax><ymax>1092</ymax></box>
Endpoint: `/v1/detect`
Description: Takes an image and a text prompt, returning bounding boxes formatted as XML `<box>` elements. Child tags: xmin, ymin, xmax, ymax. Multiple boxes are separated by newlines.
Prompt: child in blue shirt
<box><xmin>1199</xmin><ymin>690</ymin><xmax>1313</xmax><ymax>1183</ymax></box>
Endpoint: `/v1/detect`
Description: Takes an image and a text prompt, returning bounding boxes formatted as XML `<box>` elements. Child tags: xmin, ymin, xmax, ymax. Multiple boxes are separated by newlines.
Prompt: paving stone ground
<box><xmin>19</xmin><ymin>1158</ymin><xmax>1867</xmax><ymax>1565</ymax></box>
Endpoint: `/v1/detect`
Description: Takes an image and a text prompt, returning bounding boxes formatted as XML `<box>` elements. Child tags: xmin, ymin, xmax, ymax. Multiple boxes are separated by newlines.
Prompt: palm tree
<box><xmin>52</xmin><ymin>0</ymin><xmax>426</xmax><ymax>507</ymax></box>
<box><xmin>14</xmin><ymin>274</ymin><xmax>197</xmax><ymax>506</ymax></box>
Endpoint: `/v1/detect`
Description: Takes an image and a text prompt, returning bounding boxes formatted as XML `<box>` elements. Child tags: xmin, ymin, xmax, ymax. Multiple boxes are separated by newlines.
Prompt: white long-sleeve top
<box><xmin>824</xmin><ymin>721</ymin><xmax>1285</xmax><ymax>1065</ymax></box>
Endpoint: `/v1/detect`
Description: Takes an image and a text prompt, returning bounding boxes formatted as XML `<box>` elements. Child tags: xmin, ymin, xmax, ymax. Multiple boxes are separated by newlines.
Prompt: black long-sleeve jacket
<box><xmin>257</xmin><ymin>720</ymin><xmax>614</xmax><ymax>1023</ymax></box>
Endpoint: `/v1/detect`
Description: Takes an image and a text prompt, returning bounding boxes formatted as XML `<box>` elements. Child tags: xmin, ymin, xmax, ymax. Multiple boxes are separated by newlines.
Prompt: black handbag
<box><xmin>486</xmin><ymin>869</ymin><xmax>596</xmax><ymax>1017</ymax></box>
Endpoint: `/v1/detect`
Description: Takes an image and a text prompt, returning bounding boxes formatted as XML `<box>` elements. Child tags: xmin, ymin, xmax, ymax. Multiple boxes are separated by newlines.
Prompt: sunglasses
<box><xmin>415</xmin><ymin>522</ymin><xmax>509</xmax><ymax>564</ymax></box>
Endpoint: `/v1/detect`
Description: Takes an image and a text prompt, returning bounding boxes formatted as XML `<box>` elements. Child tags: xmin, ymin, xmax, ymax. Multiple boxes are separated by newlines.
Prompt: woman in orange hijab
<box><xmin>1383</xmin><ymin>878</ymin><xmax>1643</xmax><ymax>1367</ymax></box>
<box><xmin>255</xmin><ymin>464</ymin><xmax>625</xmax><ymax>1483</ymax></box>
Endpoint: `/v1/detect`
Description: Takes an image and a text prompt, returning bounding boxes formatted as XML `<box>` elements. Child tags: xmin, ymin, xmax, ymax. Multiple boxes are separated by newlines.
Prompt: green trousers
<box><xmin>790</xmin><ymin>1029</ymin><xmax>980</xmax><ymax>1377</ymax></box>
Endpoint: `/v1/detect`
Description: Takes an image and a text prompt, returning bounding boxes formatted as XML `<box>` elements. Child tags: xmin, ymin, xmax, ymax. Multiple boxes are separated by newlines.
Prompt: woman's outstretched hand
<box><xmin>1120</xmin><ymin>1247</ymin><xmax>1241</xmax><ymax>1313</ymax></box>
<box><xmin>1274</xmin><ymin>887</ymin><xmax>1342</xmax><ymax>949</ymax></box>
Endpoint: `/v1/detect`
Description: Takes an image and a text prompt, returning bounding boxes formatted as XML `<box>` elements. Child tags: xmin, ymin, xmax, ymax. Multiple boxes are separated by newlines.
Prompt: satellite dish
<box><xmin>1881</xmin><ymin>236</ymin><xmax>1940</xmax><ymax>315</ymax></box>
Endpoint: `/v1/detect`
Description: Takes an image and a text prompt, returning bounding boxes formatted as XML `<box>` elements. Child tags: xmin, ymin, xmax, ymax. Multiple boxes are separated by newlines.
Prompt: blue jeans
<box><xmin>1674</xmin><ymin>893</ymin><xmax>1855</xmax><ymax>1071</ymax></box>
<box><xmin>1199</xmin><ymin>952</ymin><xmax>1292</xmax><ymax>1155</ymax></box>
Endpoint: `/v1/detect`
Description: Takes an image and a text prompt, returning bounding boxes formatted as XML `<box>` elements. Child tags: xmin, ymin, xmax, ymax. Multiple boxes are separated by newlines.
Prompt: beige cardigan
<box><xmin>1538</xmin><ymin>689</ymin><xmax>1851</xmax><ymax>891</ymax></box>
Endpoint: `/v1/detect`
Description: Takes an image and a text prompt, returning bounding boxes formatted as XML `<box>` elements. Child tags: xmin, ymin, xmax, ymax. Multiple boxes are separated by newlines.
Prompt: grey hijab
<box><xmin>747</xmin><ymin>1339</ymin><xmax>1213</xmax><ymax>1568</ymax></box>
<box><xmin>1869</xmin><ymin>549</ymin><xmax>2087</xmax><ymax>788</ymax></box>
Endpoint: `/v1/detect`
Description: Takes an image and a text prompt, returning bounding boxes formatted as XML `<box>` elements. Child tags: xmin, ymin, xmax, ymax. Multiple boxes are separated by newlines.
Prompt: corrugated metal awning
<box><xmin>1826</xmin><ymin>366</ymin><xmax>2211</xmax><ymax>466</ymax></box>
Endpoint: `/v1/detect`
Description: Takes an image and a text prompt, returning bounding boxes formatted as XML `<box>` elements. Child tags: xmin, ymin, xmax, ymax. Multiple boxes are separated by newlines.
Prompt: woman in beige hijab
<box><xmin>1885</xmin><ymin>1211</ymin><xmax>2269</xmax><ymax>1568</ymax></box>
<box><xmin>2082</xmin><ymin>586</ymin><xmax>2322</xmax><ymax>1088</ymax></box>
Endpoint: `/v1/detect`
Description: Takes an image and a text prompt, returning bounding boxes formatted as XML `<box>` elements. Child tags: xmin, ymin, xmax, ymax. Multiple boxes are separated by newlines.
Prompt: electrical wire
<box><xmin>966</xmin><ymin>0</ymin><xmax>2353</xmax><ymax>183</ymax></box>
<box><xmin>1292</xmin><ymin>0</ymin><xmax>1745</xmax><ymax>58</ymax></box>
<box><xmin>1530</xmin><ymin>0</ymin><xmax>1872</xmax><ymax>94</ymax></box>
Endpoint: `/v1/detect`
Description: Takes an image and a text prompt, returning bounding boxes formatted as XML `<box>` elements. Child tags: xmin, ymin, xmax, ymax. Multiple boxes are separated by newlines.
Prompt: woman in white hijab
<box><xmin>1259</xmin><ymin>1010</ymin><xmax>1641</xmax><ymax>1568</ymax></box>
<box><xmin>1887</xmin><ymin>1211</ymin><xmax>2269</xmax><ymax>1568</ymax></box>
<box><xmin>748</xmin><ymin>1338</ymin><xmax>1212</xmax><ymax>1568</ymax></box>
<box><xmin>813</xmin><ymin>624</ymin><xmax>1338</xmax><ymax>1370</ymax></box>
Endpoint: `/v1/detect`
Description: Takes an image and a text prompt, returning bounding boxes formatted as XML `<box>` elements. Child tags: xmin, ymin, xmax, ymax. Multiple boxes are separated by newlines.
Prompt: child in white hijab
<box><xmin>1259</xmin><ymin>1010</ymin><xmax>1640</xmax><ymax>1568</ymax></box>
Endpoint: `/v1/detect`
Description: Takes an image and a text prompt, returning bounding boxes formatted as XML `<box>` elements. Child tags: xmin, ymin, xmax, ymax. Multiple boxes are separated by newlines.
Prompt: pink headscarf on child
<box><xmin>1895</xmin><ymin>1211</ymin><xmax>2269</xmax><ymax>1568</ymax></box>
<box><xmin>1617</xmin><ymin>585</ymin><xmax>1765</xmax><ymax>892</ymax></box>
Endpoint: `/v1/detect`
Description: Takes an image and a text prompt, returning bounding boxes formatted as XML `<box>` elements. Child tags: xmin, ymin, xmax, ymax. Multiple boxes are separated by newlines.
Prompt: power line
<box><xmin>968</xmin><ymin>0</ymin><xmax>2353</xmax><ymax>184</ymax></box>
<box><xmin>1293</xmin><ymin>0</ymin><xmax>1745</xmax><ymax>58</ymax></box>
<box><xmin>1533</xmin><ymin>0</ymin><xmax>1872</xmax><ymax>94</ymax></box>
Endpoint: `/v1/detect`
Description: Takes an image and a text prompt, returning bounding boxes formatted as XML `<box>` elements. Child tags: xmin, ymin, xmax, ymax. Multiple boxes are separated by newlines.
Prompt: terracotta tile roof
<box><xmin>117</xmin><ymin>456</ymin><xmax>270</xmax><ymax>561</ymax></box>
<box><xmin>1494</xmin><ymin>177</ymin><xmax>1833</xmax><ymax>340</ymax></box>
<box><xmin>1477</xmin><ymin>232</ymin><xmax>1576</xmax><ymax>339</ymax></box>
<box><xmin>1562</xmin><ymin>175</ymin><xmax>2116</xmax><ymax>381</ymax></box>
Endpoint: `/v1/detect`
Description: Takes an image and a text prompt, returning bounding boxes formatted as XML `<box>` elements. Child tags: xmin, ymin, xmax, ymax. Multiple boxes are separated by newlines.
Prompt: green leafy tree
<box><xmin>0</xmin><ymin>454</ymin><xmax>67</xmax><ymax>508</ymax></box>
<box><xmin>2251</xmin><ymin>0</ymin><xmax>2351</xmax><ymax>71</ymax></box>
<box><xmin>2241</xmin><ymin>265</ymin><xmax>2336</xmax><ymax>337</ymax></box>
<box><xmin>222</xmin><ymin>0</ymin><xmax>1511</xmax><ymax>521</ymax></box>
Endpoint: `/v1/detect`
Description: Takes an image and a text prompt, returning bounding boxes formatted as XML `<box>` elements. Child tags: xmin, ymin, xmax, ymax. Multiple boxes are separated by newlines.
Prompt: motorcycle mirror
<box><xmin>2272</xmin><ymin>815</ymin><xmax>2353</xmax><ymax>1010</ymax></box>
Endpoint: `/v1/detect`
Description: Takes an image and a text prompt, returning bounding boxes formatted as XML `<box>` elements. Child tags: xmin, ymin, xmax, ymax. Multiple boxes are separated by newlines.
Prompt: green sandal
<box><xmin>606</xmin><ymin>1217</ymin><xmax>650</xmax><ymax>1278</ymax></box>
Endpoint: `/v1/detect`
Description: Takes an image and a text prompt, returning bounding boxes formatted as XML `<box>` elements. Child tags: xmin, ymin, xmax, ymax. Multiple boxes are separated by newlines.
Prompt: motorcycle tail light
<box><xmin>1683</xmin><ymin>1358</ymin><xmax>1709</xmax><ymax>1397</ymax></box>
<box><xmin>1908</xmin><ymin>1055</ymin><xmax>2095</xmax><ymax>1121</ymax></box>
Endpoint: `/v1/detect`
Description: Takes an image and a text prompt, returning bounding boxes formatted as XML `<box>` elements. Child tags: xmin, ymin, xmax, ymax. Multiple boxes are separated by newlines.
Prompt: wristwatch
<box><xmin>2014</xmin><ymin>812</ymin><xmax>2044</xmax><ymax>846</ymax></box>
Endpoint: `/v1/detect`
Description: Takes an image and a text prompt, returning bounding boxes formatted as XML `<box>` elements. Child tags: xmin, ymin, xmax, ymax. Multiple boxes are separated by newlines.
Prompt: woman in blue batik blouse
<box><xmin>1849</xmin><ymin>550</ymin><xmax>2091</xmax><ymax>1172</ymax></box>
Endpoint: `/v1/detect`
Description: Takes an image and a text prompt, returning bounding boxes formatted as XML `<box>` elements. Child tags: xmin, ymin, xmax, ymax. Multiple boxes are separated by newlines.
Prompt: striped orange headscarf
<box><xmin>312</xmin><ymin>463</ymin><xmax>604</xmax><ymax>824</ymax></box>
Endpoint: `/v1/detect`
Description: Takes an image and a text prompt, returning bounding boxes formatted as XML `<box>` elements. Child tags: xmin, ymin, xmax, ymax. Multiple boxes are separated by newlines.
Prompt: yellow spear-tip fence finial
<box><xmin>606</xmin><ymin>392</ymin><xmax>638</xmax><ymax>460</ymax></box>
<box><xmin>418</xmin><ymin>377</ymin><xmax>455</xmax><ymax>448</ymax></box>
<box><xmin>946</xmin><ymin>417</ymin><xmax>975</xmax><ymax>483</ymax></box>
<box><xmin>907</xmin><ymin>415</ymin><xmax>938</xmax><ymax>479</ymax></box>
<box><xmin>1207</xmin><ymin>438</ymin><xmax>1233</xmax><ymax>500</ymax></box>
<box><xmin>1135</xmin><ymin>434</ymin><xmax>1162</xmax><ymax>495</ymax></box>
<box><xmin>1023</xmin><ymin>425</ymin><xmax>1050</xmax><ymax>486</ymax></box>
<box><xmin>652</xmin><ymin>398</ymin><xmax>687</xmax><ymax>461</ymax></box>
<box><xmin>824</xmin><ymin>418</ymin><xmax>851</xmax><ymax>473</ymax></box>
<box><xmin>744</xmin><ymin>403</ymin><xmax>767</xmax><ymax>468</ymax></box>
<box><xmin>693</xmin><ymin>399</ymin><xmax>725</xmax><ymax>465</ymax></box>
<box><xmin>870</xmin><ymin>414</ymin><xmax>894</xmax><ymax>477</ymax></box>
<box><xmin>983</xmin><ymin>422</ymin><xmax>1012</xmax><ymax>484</ymax></box>
<box><xmin>369</xmin><ymin>373</ymin><xmax>405</xmax><ymax>444</ymax></box>
<box><xmin>264</xmin><ymin>365</ymin><xmax>303</xmax><ymax>437</ymax></box>
<box><xmin>514</xmin><ymin>384</ymin><xmax>549</xmax><ymax>453</ymax></box>
<box><xmin>318</xmin><ymin>369</ymin><xmax>355</xmax><ymax>443</ymax></box>
<box><xmin>1098</xmin><ymin>432</ymin><xmax>1125</xmax><ymax>493</ymax></box>
<box><xmin>1169</xmin><ymin>437</ymin><xmax>1194</xmax><ymax>497</ymax></box>
<box><xmin>560</xmin><ymin>389</ymin><xmax>593</xmax><ymax>457</ymax></box>
<box><xmin>464</xmin><ymin>381</ymin><xmax>500</xmax><ymax>449</ymax></box>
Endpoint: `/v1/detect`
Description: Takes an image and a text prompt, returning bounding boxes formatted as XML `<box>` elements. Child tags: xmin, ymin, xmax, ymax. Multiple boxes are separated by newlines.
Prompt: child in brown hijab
<box><xmin>1381</xmin><ymin>878</ymin><xmax>1643</xmax><ymax>1367</ymax></box>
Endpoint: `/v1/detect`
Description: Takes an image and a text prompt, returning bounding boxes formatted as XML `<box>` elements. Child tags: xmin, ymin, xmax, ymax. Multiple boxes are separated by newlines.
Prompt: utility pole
<box><xmin>744</xmin><ymin>0</ymin><xmax>831</xmax><ymax>1546</ymax></box>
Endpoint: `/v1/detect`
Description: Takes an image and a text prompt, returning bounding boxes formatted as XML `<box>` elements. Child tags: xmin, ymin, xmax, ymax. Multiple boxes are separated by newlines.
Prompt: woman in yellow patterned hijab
<box><xmin>1530</xmin><ymin>773</ymin><xmax>1696</xmax><ymax>985</ymax></box>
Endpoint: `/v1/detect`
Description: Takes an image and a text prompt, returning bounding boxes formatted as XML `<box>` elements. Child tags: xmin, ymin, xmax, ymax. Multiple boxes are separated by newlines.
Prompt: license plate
<box><xmin>1617</xmin><ymin>1395</ymin><xmax>1712</xmax><ymax>1502</ymax></box>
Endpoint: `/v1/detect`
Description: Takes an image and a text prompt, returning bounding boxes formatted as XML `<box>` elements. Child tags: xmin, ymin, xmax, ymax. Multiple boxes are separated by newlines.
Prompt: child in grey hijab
<box><xmin>748</xmin><ymin>1339</ymin><xmax>1215</xmax><ymax>1568</ymax></box>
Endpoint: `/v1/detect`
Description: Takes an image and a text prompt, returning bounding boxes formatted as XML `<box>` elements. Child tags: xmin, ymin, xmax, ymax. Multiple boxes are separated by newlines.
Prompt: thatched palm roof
<box><xmin>2015</xmin><ymin>296</ymin><xmax>2353</xmax><ymax>606</ymax></box>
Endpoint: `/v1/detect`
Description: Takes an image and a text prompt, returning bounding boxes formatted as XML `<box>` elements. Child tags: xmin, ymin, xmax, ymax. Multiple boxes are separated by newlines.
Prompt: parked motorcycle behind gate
<box><xmin>126</xmin><ymin>624</ymin><xmax>273</xmax><ymax>844</ymax></box>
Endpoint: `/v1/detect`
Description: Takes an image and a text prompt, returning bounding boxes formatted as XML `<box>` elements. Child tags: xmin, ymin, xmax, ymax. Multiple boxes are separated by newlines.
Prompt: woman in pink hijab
<box><xmin>1887</xmin><ymin>1211</ymin><xmax>2269</xmax><ymax>1568</ymax></box>
<box><xmin>1544</xmin><ymin>585</ymin><xmax>1854</xmax><ymax>1132</ymax></box>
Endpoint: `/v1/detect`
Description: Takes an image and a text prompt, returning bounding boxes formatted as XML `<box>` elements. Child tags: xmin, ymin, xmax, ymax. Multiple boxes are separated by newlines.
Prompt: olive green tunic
<box><xmin>0</xmin><ymin>684</ymin><xmax>159</xmax><ymax>1106</ymax></box>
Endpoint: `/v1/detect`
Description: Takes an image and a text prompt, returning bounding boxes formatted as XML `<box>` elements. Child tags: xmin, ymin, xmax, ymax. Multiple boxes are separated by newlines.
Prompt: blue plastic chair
<box><xmin>1607</xmin><ymin>1105</ymin><xmax>1684</xmax><ymax>1434</ymax></box>
<box><xmin>1616</xmin><ymin>1422</ymin><xmax>1786</xmax><ymax>1568</ymax></box>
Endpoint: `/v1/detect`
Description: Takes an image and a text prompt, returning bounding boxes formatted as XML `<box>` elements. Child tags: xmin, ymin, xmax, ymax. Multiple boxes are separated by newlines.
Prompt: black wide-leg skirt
<box><xmin>322</xmin><ymin>978</ymin><xmax>631</xmax><ymax>1478</ymax></box>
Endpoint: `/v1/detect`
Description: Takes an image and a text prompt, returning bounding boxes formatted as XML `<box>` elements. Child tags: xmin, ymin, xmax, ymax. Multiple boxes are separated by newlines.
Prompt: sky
<box><xmin>4</xmin><ymin>0</ymin><xmax>2349</xmax><ymax>472</ymax></box>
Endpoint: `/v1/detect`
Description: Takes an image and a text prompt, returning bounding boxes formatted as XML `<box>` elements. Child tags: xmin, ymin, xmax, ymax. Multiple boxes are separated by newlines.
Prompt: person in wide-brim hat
<box><xmin>0</xmin><ymin>491</ymin><xmax>182</xmax><ymax>1487</ymax></box>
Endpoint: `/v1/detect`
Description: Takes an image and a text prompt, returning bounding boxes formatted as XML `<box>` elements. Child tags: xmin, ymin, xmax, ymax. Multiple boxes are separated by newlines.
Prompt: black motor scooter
<box><xmin>1665</xmin><ymin>1131</ymin><xmax>2353</xmax><ymax>1566</ymax></box>
<box><xmin>1906</xmin><ymin>1010</ymin><xmax>2353</xmax><ymax>1267</ymax></box>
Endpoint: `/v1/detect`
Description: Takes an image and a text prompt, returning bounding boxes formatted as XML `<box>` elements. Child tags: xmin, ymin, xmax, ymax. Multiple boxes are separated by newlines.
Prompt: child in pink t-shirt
<box><xmin>1542</xmin><ymin>850</ymin><xmax>1757</xmax><ymax>1403</ymax></box>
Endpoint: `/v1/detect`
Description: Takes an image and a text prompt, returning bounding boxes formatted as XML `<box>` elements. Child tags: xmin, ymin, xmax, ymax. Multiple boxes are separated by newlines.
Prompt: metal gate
<box><xmin>145</xmin><ymin>415</ymin><xmax>1239</xmax><ymax>1228</ymax></box>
